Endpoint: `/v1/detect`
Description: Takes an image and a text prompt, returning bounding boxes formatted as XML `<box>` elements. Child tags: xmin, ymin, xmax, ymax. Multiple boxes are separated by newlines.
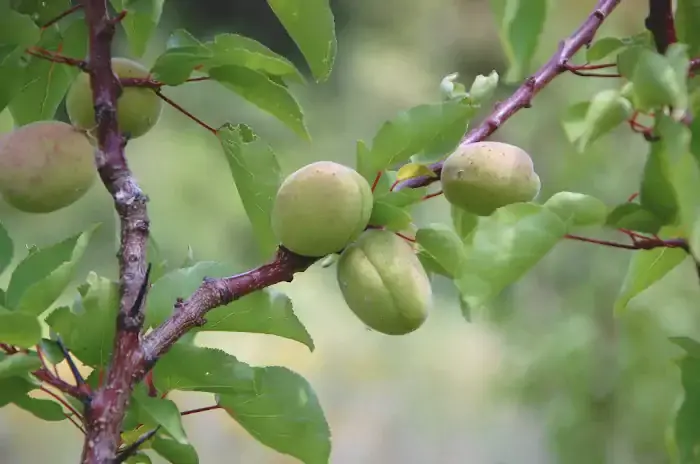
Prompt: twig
<box><xmin>565</xmin><ymin>234</ymin><xmax>688</xmax><ymax>251</ymax></box>
<box><xmin>113</xmin><ymin>427</ymin><xmax>159</xmax><ymax>464</ymax></box>
<box><xmin>79</xmin><ymin>0</ymin><xmax>150</xmax><ymax>462</ymax></box>
<box><xmin>181</xmin><ymin>405</ymin><xmax>221</xmax><ymax>416</ymax></box>
<box><xmin>394</xmin><ymin>0</ymin><xmax>622</xmax><ymax>192</ymax></box>
<box><xmin>55</xmin><ymin>336</ymin><xmax>90</xmax><ymax>396</ymax></box>
<box><xmin>41</xmin><ymin>4</ymin><xmax>84</xmax><ymax>29</ymax></box>
<box><xmin>121</xmin><ymin>76</ymin><xmax>211</xmax><ymax>89</ymax></box>
<box><xmin>645</xmin><ymin>0</ymin><xmax>676</xmax><ymax>54</ymax></box>
<box><xmin>155</xmin><ymin>91</ymin><xmax>217</xmax><ymax>134</ymax></box>
<box><xmin>39</xmin><ymin>385</ymin><xmax>84</xmax><ymax>422</ymax></box>
<box><xmin>33</xmin><ymin>367</ymin><xmax>87</xmax><ymax>399</ymax></box>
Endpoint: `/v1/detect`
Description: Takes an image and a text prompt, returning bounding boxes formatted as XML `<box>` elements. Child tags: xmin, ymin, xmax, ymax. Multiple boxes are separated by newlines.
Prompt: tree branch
<box><xmin>79</xmin><ymin>0</ymin><xmax>151</xmax><ymax>462</ymax></box>
<box><xmin>395</xmin><ymin>0</ymin><xmax>622</xmax><ymax>192</ymax></box>
<box><xmin>75</xmin><ymin>0</ymin><xmax>624</xmax><ymax>462</ymax></box>
<box><xmin>645</xmin><ymin>0</ymin><xmax>676</xmax><ymax>54</ymax></box>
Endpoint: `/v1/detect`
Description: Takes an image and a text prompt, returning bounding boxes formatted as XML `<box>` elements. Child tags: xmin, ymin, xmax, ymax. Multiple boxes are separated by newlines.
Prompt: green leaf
<box><xmin>152</xmin><ymin>432</ymin><xmax>199</xmax><ymax>464</ymax></box>
<box><xmin>543</xmin><ymin>191</ymin><xmax>608</xmax><ymax>227</ymax></box>
<box><xmin>640</xmin><ymin>138</ymin><xmax>679</xmax><ymax>226</ymax></box>
<box><xmin>216</xmin><ymin>123</ymin><xmax>282</xmax><ymax>258</ymax></box>
<box><xmin>218</xmin><ymin>366</ymin><xmax>330</xmax><ymax>464</ymax></box>
<box><xmin>605</xmin><ymin>203</ymin><xmax>663</xmax><ymax>234</ymax></box>
<box><xmin>38</xmin><ymin>338</ymin><xmax>65</xmax><ymax>364</ymax></box>
<box><xmin>0</xmin><ymin>376</ymin><xmax>31</xmax><ymax>406</ymax></box>
<box><xmin>586</xmin><ymin>37</ymin><xmax>626</xmax><ymax>62</ymax></box>
<box><xmin>11</xmin><ymin>0</ymin><xmax>71</xmax><ymax>25</ymax></box>
<box><xmin>145</xmin><ymin>261</ymin><xmax>314</xmax><ymax>350</ymax></box>
<box><xmin>0</xmin><ymin>352</ymin><xmax>40</xmax><ymax>378</ymax></box>
<box><xmin>450</xmin><ymin>206</ymin><xmax>479</xmax><ymax>240</ymax></box>
<box><xmin>368</xmin><ymin>201</ymin><xmax>413</xmax><ymax>232</ymax></box>
<box><xmin>12</xmin><ymin>394</ymin><xmax>66</xmax><ymax>421</ymax></box>
<box><xmin>109</xmin><ymin>0</ymin><xmax>164</xmax><ymax>57</ymax></box>
<box><xmin>0</xmin><ymin>2</ymin><xmax>40</xmax><ymax>46</ymax></box>
<box><xmin>9</xmin><ymin>19</ymin><xmax>87</xmax><ymax>125</ymax></box>
<box><xmin>45</xmin><ymin>272</ymin><xmax>119</xmax><ymax>368</ymax></box>
<box><xmin>0</xmin><ymin>306</ymin><xmax>41</xmax><ymax>348</ymax></box>
<box><xmin>0</xmin><ymin>47</ymin><xmax>31</xmax><ymax>114</ymax></box>
<box><xmin>367</xmin><ymin>98</ymin><xmax>477</xmax><ymax>173</ymax></box>
<box><xmin>614</xmin><ymin>230</ymin><xmax>687</xmax><ymax>315</ymax></box>
<box><xmin>210</xmin><ymin>66</ymin><xmax>308</xmax><ymax>140</ymax></box>
<box><xmin>125</xmin><ymin>453</ymin><xmax>153</xmax><ymax>464</ymax></box>
<box><xmin>454</xmin><ymin>203</ymin><xmax>567</xmax><ymax>308</ymax></box>
<box><xmin>490</xmin><ymin>0</ymin><xmax>549</xmax><ymax>83</ymax></box>
<box><xmin>9</xmin><ymin>225</ymin><xmax>97</xmax><ymax>315</ymax></box>
<box><xmin>205</xmin><ymin>33</ymin><xmax>304</xmax><ymax>83</ymax></box>
<box><xmin>563</xmin><ymin>90</ymin><xmax>633</xmax><ymax>153</ymax></box>
<box><xmin>147</xmin><ymin>235</ymin><xmax>169</xmax><ymax>284</ymax></box>
<box><xmin>266</xmin><ymin>0</ymin><xmax>336</xmax><ymax>82</ymax></box>
<box><xmin>132</xmin><ymin>392</ymin><xmax>189</xmax><ymax>445</ymax></box>
<box><xmin>676</xmin><ymin>0</ymin><xmax>700</xmax><ymax>57</ymax></box>
<box><xmin>671</xmin><ymin>337</ymin><xmax>700</xmax><ymax>463</ymax></box>
<box><xmin>152</xmin><ymin>343</ymin><xmax>256</xmax><ymax>395</ymax></box>
<box><xmin>374</xmin><ymin>188</ymin><xmax>427</xmax><ymax>208</ymax></box>
<box><xmin>621</xmin><ymin>45</ymin><xmax>690</xmax><ymax>113</ymax></box>
<box><xmin>150</xmin><ymin>45</ymin><xmax>212</xmax><ymax>86</ymax></box>
<box><xmin>415</xmin><ymin>224</ymin><xmax>467</xmax><ymax>278</ymax></box>
<box><xmin>0</xmin><ymin>220</ymin><xmax>12</xmax><ymax>275</ymax></box>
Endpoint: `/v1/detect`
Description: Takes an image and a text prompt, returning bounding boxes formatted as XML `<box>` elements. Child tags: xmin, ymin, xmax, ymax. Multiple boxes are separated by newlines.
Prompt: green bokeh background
<box><xmin>2</xmin><ymin>0</ymin><xmax>700</xmax><ymax>463</ymax></box>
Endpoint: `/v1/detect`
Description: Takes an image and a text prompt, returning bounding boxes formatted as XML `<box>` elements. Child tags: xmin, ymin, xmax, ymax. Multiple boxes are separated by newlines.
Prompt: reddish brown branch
<box><xmin>33</xmin><ymin>367</ymin><xmax>87</xmax><ymax>399</ymax></box>
<box><xmin>41</xmin><ymin>3</ymin><xmax>84</xmax><ymax>29</ymax></box>
<box><xmin>155</xmin><ymin>90</ymin><xmax>217</xmax><ymax>134</ymax></box>
<box><xmin>79</xmin><ymin>0</ymin><xmax>150</xmax><ymax>462</ymax></box>
<box><xmin>121</xmin><ymin>76</ymin><xmax>211</xmax><ymax>89</ymax></box>
<box><xmin>394</xmin><ymin>0</ymin><xmax>621</xmax><ymax>192</ymax></box>
<box><xmin>565</xmin><ymin>234</ymin><xmax>688</xmax><ymax>251</ymax></box>
<box><xmin>181</xmin><ymin>405</ymin><xmax>221</xmax><ymax>416</ymax></box>
<box><xmin>25</xmin><ymin>47</ymin><xmax>87</xmax><ymax>69</ymax></box>
<box><xmin>645</xmin><ymin>0</ymin><xmax>676</xmax><ymax>54</ymax></box>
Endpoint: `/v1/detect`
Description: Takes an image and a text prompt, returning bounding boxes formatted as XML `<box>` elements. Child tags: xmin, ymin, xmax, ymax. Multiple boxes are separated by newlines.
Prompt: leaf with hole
<box><xmin>218</xmin><ymin>366</ymin><xmax>330</xmax><ymax>464</ymax></box>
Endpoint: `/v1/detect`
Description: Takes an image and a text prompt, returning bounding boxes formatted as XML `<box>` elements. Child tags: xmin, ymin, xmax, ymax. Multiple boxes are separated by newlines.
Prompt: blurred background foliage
<box><xmin>2</xmin><ymin>0</ymin><xmax>699</xmax><ymax>463</ymax></box>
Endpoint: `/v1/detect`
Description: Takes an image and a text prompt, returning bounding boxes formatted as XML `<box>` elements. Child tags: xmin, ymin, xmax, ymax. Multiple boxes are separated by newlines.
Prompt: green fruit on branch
<box><xmin>336</xmin><ymin>229</ymin><xmax>431</xmax><ymax>335</ymax></box>
<box><xmin>0</xmin><ymin>121</ymin><xmax>96</xmax><ymax>213</ymax></box>
<box><xmin>440</xmin><ymin>141</ymin><xmax>541</xmax><ymax>216</ymax></box>
<box><xmin>272</xmin><ymin>161</ymin><xmax>373</xmax><ymax>257</ymax></box>
<box><xmin>66</xmin><ymin>57</ymin><xmax>163</xmax><ymax>139</ymax></box>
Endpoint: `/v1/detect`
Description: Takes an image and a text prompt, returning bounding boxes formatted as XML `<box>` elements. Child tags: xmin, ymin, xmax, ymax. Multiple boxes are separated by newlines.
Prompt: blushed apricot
<box><xmin>440</xmin><ymin>141</ymin><xmax>541</xmax><ymax>216</ymax></box>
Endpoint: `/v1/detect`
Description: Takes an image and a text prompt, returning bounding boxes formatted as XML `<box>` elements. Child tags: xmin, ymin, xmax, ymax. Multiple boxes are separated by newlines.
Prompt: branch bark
<box><xmin>79</xmin><ymin>0</ymin><xmax>150</xmax><ymax>462</ymax></box>
<box><xmin>76</xmin><ymin>0</ymin><xmax>623</xmax><ymax>461</ymax></box>
<box><xmin>645</xmin><ymin>0</ymin><xmax>676</xmax><ymax>54</ymax></box>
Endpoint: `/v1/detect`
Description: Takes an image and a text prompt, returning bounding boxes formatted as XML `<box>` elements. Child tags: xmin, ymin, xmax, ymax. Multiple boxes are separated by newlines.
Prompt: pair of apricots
<box><xmin>0</xmin><ymin>57</ymin><xmax>541</xmax><ymax>336</ymax></box>
<box><xmin>273</xmin><ymin>143</ymin><xmax>540</xmax><ymax>336</ymax></box>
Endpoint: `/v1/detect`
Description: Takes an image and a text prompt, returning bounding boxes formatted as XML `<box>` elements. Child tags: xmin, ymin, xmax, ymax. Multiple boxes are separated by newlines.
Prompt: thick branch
<box><xmin>395</xmin><ymin>0</ymin><xmax>622</xmax><ymax>192</ymax></box>
<box><xmin>645</xmin><ymin>0</ymin><xmax>676</xmax><ymax>54</ymax></box>
<box><xmin>80</xmin><ymin>0</ymin><xmax>151</xmax><ymax>462</ymax></box>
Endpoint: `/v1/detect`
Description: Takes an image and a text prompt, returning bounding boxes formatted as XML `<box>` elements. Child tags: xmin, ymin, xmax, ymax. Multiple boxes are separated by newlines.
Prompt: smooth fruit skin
<box><xmin>440</xmin><ymin>141</ymin><xmax>541</xmax><ymax>216</ymax></box>
<box><xmin>272</xmin><ymin>161</ymin><xmax>373</xmax><ymax>257</ymax></box>
<box><xmin>0</xmin><ymin>121</ymin><xmax>96</xmax><ymax>213</ymax></box>
<box><xmin>336</xmin><ymin>229</ymin><xmax>431</xmax><ymax>335</ymax></box>
<box><xmin>65</xmin><ymin>58</ymin><xmax>163</xmax><ymax>139</ymax></box>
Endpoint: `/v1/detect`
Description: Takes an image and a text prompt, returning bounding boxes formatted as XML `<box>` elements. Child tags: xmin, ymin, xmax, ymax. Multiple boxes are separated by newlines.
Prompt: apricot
<box><xmin>336</xmin><ymin>229</ymin><xmax>431</xmax><ymax>335</ymax></box>
<box><xmin>65</xmin><ymin>57</ymin><xmax>163</xmax><ymax>139</ymax></box>
<box><xmin>440</xmin><ymin>141</ymin><xmax>541</xmax><ymax>216</ymax></box>
<box><xmin>0</xmin><ymin>121</ymin><xmax>96</xmax><ymax>213</ymax></box>
<box><xmin>271</xmin><ymin>161</ymin><xmax>373</xmax><ymax>257</ymax></box>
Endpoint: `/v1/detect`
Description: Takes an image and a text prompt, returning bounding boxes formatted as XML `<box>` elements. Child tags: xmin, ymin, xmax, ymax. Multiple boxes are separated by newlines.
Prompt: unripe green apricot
<box><xmin>0</xmin><ymin>121</ymin><xmax>96</xmax><ymax>213</ymax></box>
<box><xmin>271</xmin><ymin>161</ymin><xmax>373</xmax><ymax>257</ymax></box>
<box><xmin>440</xmin><ymin>141</ymin><xmax>541</xmax><ymax>216</ymax></box>
<box><xmin>66</xmin><ymin>57</ymin><xmax>163</xmax><ymax>139</ymax></box>
<box><xmin>336</xmin><ymin>229</ymin><xmax>431</xmax><ymax>335</ymax></box>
